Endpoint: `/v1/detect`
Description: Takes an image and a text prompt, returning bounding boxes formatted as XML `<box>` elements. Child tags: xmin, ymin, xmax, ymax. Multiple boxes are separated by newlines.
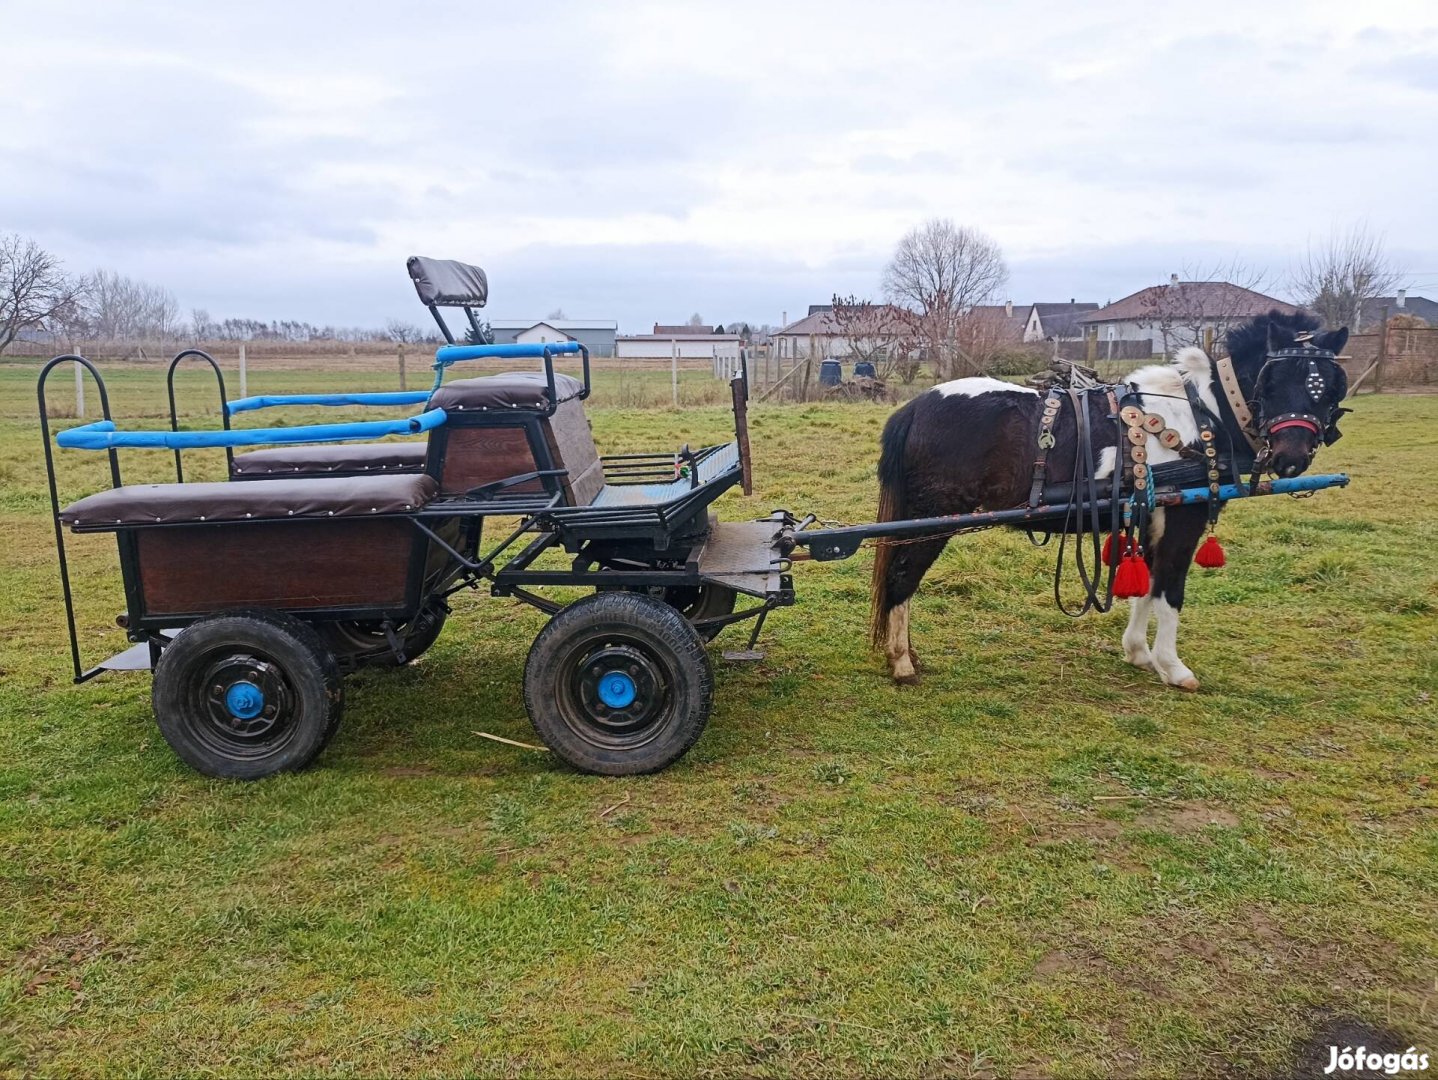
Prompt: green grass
<box><xmin>0</xmin><ymin>356</ymin><xmax>1435</xmax><ymax>1077</ymax></box>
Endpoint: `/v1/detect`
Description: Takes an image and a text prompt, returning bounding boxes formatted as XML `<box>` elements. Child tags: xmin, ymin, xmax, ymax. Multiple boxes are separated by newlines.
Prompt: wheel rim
<box><xmin>186</xmin><ymin>647</ymin><xmax>298</xmax><ymax>759</ymax></box>
<box><xmin>557</xmin><ymin>636</ymin><xmax>675</xmax><ymax>751</ymax></box>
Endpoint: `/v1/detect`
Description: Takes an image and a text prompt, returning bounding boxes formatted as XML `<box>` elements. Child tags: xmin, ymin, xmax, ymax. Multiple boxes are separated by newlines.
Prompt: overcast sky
<box><xmin>6</xmin><ymin>0</ymin><xmax>1437</xmax><ymax>331</ymax></box>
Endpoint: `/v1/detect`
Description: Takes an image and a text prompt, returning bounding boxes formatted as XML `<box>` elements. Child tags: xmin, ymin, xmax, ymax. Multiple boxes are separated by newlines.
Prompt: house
<box><xmin>1077</xmin><ymin>277</ymin><xmax>1297</xmax><ymax>357</ymax></box>
<box><xmin>1358</xmin><ymin>291</ymin><xmax>1438</xmax><ymax>330</ymax></box>
<box><xmin>513</xmin><ymin>321</ymin><xmax>574</xmax><ymax>347</ymax></box>
<box><xmin>1023</xmin><ymin>301</ymin><xmax>1099</xmax><ymax>342</ymax></box>
<box><xmin>771</xmin><ymin>303</ymin><xmax>911</xmax><ymax>360</ymax></box>
<box><xmin>488</xmin><ymin>318</ymin><xmax>618</xmax><ymax>357</ymax></box>
<box><xmin>615</xmin><ymin>330</ymin><xmax>743</xmax><ymax>361</ymax></box>
<box><xmin>968</xmin><ymin>301</ymin><xmax>1029</xmax><ymax>346</ymax></box>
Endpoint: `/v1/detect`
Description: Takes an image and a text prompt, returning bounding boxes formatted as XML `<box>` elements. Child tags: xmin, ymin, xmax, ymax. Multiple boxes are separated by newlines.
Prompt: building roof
<box><xmin>775</xmin><ymin>304</ymin><xmax>910</xmax><ymax>336</ymax></box>
<box><xmin>617</xmin><ymin>333</ymin><xmax>742</xmax><ymax>342</ymax></box>
<box><xmin>653</xmin><ymin>323</ymin><xmax>720</xmax><ymax>335</ymax></box>
<box><xmin>518</xmin><ymin>321</ymin><xmax>575</xmax><ymax>340</ymax></box>
<box><xmin>969</xmin><ymin>304</ymin><xmax>1028</xmax><ymax>344</ymax></box>
<box><xmin>1359</xmin><ymin>294</ymin><xmax>1438</xmax><ymax>328</ymax></box>
<box><xmin>1029</xmin><ymin>302</ymin><xmax>1099</xmax><ymax>339</ymax></box>
<box><xmin>489</xmin><ymin>318</ymin><xmax>618</xmax><ymax>331</ymax></box>
<box><xmin>1078</xmin><ymin>283</ymin><xmax>1295</xmax><ymax>324</ymax></box>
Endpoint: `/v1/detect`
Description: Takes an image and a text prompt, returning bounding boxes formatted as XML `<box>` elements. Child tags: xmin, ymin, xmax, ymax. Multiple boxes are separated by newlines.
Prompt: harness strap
<box><xmin>1182</xmin><ymin>378</ymin><xmax>1225</xmax><ymax>531</ymax></box>
<box><xmin>1215</xmin><ymin>355</ymin><xmax>1263</xmax><ymax>454</ymax></box>
<box><xmin>1027</xmin><ymin>388</ymin><xmax>1063</xmax><ymax>508</ymax></box>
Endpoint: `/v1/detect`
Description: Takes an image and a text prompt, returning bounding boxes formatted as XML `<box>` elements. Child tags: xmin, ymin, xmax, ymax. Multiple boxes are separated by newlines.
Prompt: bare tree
<box><xmin>1293</xmin><ymin>224</ymin><xmax>1402</xmax><ymax>331</ymax></box>
<box><xmin>547</xmin><ymin>308</ymin><xmax>567</xmax><ymax>321</ymax></box>
<box><xmin>79</xmin><ymin>269</ymin><xmax>181</xmax><ymax>345</ymax></box>
<box><xmin>385</xmin><ymin>319</ymin><xmax>425</xmax><ymax>345</ymax></box>
<box><xmin>686</xmin><ymin>312</ymin><xmax>705</xmax><ymax>327</ymax></box>
<box><xmin>882</xmin><ymin>218</ymin><xmax>1008</xmax><ymax>379</ymax></box>
<box><xmin>190</xmin><ymin>308</ymin><xmax>213</xmax><ymax>342</ymax></box>
<box><xmin>830</xmin><ymin>293</ymin><xmax>919</xmax><ymax>379</ymax></box>
<box><xmin>1136</xmin><ymin>261</ymin><xmax>1276</xmax><ymax>357</ymax></box>
<box><xmin>0</xmin><ymin>234</ymin><xmax>87</xmax><ymax>354</ymax></box>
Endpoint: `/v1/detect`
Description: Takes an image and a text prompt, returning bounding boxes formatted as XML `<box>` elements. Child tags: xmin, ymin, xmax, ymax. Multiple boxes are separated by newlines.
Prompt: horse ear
<box><xmin>1315</xmin><ymin>327</ymin><xmax>1349</xmax><ymax>354</ymax></box>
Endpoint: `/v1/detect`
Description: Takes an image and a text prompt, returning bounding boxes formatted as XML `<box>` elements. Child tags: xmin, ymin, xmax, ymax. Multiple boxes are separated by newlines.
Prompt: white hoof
<box><xmin>1156</xmin><ymin>662</ymin><xmax>1199</xmax><ymax>691</ymax></box>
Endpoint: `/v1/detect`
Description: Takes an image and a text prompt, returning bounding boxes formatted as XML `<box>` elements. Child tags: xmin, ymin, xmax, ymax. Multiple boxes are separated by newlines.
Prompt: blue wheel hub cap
<box><xmin>224</xmin><ymin>681</ymin><xmax>265</xmax><ymax>720</ymax></box>
<box><xmin>596</xmin><ymin>671</ymin><xmax>637</xmax><ymax>709</ymax></box>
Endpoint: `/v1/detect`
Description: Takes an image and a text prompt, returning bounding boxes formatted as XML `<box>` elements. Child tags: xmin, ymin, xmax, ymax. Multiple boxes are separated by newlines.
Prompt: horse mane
<box><xmin>1224</xmin><ymin>309</ymin><xmax>1321</xmax><ymax>369</ymax></box>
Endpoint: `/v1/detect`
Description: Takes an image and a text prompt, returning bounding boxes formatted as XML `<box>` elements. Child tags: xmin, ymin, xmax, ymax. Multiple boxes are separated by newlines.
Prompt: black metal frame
<box><xmin>166</xmin><ymin>349</ymin><xmax>231</xmax><ymax>481</ymax></box>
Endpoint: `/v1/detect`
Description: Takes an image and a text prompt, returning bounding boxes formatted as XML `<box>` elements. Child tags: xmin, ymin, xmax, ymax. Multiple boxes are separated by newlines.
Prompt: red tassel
<box><xmin>1195</xmin><ymin>535</ymin><xmax>1226</xmax><ymax>569</ymax></box>
<box><xmin>1102</xmin><ymin>534</ymin><xmax>1133</xmax><ymax>567</ymax></box>
<box><xmin>1113</xmin><ymin>553</ymin><xmax>1151</xmax><ymax>599</ymax></box>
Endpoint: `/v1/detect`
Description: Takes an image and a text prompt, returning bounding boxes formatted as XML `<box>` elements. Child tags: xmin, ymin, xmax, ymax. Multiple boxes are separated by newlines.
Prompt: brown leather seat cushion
<box><xmin>61</xmin><ymin>474</ymin><xmax>437</xmax><ymax>529</ymax></box>
<box><xmin>430</xmin><ymin>371</ymin><xmax>584</xmax><ymax>413</ymax></box>
<box><xmin>231</xmin><ymin>441</ymin><xmax>427</xmax><ymax>477</ymax></box>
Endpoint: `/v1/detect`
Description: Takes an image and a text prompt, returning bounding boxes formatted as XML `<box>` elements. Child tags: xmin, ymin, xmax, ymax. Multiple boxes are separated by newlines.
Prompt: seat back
<box><xmin>426</xmin><ymin>371</ymin><xmax>603</xmax><ymax>505</ymax></box>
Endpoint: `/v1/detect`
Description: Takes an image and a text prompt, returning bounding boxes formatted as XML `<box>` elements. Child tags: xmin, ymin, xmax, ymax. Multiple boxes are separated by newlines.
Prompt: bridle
<box><xmin>1213</xmin><ymin>337</ymin><xmax>1349</xmax><ymax>482</ymax></box>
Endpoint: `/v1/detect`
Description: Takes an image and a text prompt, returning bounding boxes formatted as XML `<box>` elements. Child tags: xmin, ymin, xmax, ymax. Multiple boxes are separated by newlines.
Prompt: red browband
<box><xmin>1268</xmin><ymin>417</ymin><xmax>1321</xmax><ymax>435</ymax></box>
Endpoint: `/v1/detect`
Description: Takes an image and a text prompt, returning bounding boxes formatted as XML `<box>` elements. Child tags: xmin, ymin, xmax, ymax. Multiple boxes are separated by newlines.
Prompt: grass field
<box><xmin>1</xmin><ymin>357</ymin><xmax>1435</xmax><ymax>1077</ymax></box>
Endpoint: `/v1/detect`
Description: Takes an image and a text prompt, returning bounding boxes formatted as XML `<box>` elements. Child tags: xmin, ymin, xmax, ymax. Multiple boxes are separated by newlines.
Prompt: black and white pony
<box><xmin>870</xmin><ymin>310</ymin><xmax>1349</xmax><ymax>688</ymax></box>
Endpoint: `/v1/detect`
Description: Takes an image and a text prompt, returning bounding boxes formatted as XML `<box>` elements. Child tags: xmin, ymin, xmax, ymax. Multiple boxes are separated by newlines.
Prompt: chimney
<box><xmin>781</xmin><ymin>310</ymin><xmax>787</xmax><ymax>328</ymax></box>
<box><xmin>1170</xmin><ymin>273</ymin><xmax>1179</xmax><ymax>286</ymax></box>
<box><xmin>1070</xmin><ymin>297</ymin><xmax>1075</xmax><ymax>304</ymax></box>
<box><xmin>1397</xmin><ymin>289</ymin><xmax>1407</xmax><ymax>309</ymax></box>
<box><xmin>1005</xmin><ymin>299</ymin><xmax>1013</xmax><ymax>317</ymax></box>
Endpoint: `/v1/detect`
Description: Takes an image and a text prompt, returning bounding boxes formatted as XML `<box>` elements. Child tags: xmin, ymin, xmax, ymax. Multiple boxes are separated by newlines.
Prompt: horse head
<box><xmin>1227</xmin><ymin>311</ymin><xmax>1351</xmax><ymax>478</ymax></box>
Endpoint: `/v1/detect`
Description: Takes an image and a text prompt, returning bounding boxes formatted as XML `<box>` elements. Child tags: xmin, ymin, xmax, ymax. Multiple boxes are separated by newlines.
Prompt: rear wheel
<box><xmin>322</xmin><ymin>602</ymin><xmax>449</xmax><ymax>667</ymax></box>
<box><xmin>523</xmin><ymin>592</ymin><xmax>713</xmax><ymax>775</ymax></box>
<box><xmin>152</xmin><ymin>610</ymin><xmax>343</xmax><ymax>779</ymax></box>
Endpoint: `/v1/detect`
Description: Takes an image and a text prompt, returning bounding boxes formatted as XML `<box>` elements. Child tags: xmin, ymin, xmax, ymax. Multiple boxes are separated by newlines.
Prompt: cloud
<box><xmin>2</xmin><ymin>0</ymin><xmax>1436</xmax><ymax>329</ymax></box>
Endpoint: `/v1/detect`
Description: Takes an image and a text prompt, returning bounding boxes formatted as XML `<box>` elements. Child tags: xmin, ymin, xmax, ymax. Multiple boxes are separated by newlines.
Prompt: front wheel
<box><xmin>151</xmin><ymin>610</ymin><xmax>343</xmax><ymax>779</ymax></box>
<box><xmin>522</xmin><ymin>592</ymin><xmax>713</xmax><ymax>775</ymax></box>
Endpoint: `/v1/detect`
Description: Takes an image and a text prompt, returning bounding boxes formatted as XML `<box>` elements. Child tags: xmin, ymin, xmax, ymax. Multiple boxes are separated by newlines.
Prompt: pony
<box><xmin>869</xmin><ymin>310</ymin><xmax>1349</xmax><ymax>688</ymax></box>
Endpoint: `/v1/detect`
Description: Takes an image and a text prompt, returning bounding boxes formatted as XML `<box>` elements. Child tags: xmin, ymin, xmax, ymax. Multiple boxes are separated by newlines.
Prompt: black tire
<box><xmin>321</xmin><ymin>602</ymin><xmax>449</xmax><ymax>667</ymax></box>
<box><xmin>152</xmin><ymin>610</ymin><xmax>344</xmax><ymax>779</ymax></box>
<box><xmin>523</xmin><ymin>592</ymin><xmax>713</xmax><ymax>776</ymax></box>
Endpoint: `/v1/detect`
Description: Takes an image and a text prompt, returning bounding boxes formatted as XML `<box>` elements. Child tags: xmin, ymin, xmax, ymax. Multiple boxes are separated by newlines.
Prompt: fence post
<box><xmin>1374</xmin><ymin>306</ymin><xmax>1389</xmax><ymax>394</ymax></box>
<box><xmin>74</xmin><ymin>359</ymin><xmax>85</xmax><ymax>419</ymax></box>
<box><xmin>671</xmin><ymin>340</ymin><xmax>679</xmax><ymax>408</ymax></box>
<box><xmin>238</xmin><ymin>342</ymin><xmax>248</xmax><ymax>399</ymax></box>
<box><xmin>398</xmin><ymin>344</ymin><xmax>407</xmax><ymax>390</ymax></box>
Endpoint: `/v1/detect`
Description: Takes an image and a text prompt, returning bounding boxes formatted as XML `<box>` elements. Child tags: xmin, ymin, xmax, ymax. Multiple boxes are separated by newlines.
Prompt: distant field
<box><xmin>0</xmin><ymin>354</ymin><xmax>1434</xmax><ymax>1076</ymax></box>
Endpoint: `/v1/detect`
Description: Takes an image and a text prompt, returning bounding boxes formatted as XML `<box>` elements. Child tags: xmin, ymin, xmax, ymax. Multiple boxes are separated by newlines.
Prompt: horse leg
<box><xmin>1122</xmin><ymin>595</ymin><xmax>1154</xmax><ymax>670</ymax></box>
<box><xmin>1144</xmin><ymin>505</ymin><xmax>1207</xmax><ymax>691</ymax></box>
<box><xmin>880</xmin><ymin>536</ymin><xmax>949</xmax><ymax>685</ymax></box>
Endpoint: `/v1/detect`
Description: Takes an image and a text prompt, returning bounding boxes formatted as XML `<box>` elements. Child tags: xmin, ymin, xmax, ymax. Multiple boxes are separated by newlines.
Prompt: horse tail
<box><xmin>870</xmin><ymin>401</ymin><xmax>915</xmax><ymax>650</ymax></box>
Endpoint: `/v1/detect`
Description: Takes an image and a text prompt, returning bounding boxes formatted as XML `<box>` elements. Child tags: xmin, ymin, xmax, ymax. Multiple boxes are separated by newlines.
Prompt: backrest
<box><xmin>425</xmin><ymin>371</ymin><xmax>602</xmax><ymax>505</ymax></box>
<box><xmin>407</xmin><ymin>256</ymin><xmax>489</xmax><ymax>308</ymax></box>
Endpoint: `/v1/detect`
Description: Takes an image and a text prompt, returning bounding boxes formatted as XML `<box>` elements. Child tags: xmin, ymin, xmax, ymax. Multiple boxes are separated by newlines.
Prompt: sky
<box><xmin>5</xmin><ymin>0</ymin><xmax>1438</xmax><ymax>332</ymax></box>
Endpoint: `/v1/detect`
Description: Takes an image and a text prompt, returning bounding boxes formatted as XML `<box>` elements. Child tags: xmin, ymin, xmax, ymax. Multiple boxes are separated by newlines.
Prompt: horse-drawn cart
<box><xmin>37</xmin><ymin>257</ymin><xmax>1350</xmax><ymax>778</ymax></box>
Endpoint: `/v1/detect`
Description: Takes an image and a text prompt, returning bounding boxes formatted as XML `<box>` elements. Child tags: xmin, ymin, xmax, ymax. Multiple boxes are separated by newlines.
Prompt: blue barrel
<box><xmin>853</xmin><ymin>361</ymin><xmax>877</xmax><ymax>378</ymax></box>
<box><xmin>819</xmin><ymin>359</ymin><xmax>843</xmax><ymax>386</ymax></box>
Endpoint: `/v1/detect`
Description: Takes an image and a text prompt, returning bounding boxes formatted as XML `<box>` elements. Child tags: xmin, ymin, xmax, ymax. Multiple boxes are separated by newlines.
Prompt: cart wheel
<box><xmin>661</xmin><ymin>583</ymin><xmax>737</xmax><ymax>641</ymax></box>
<box><xmin>523</xmin><ymin>592</ymin><xmax>713</xmax><ymax>776</ymax></box>
<box><xmin>152</xmin><ymin>610</ymin><xmax>343</xmax><ymax>779</ymax></box>
<box><xmin>322</xmin><ymin>602</ymin><xmax>449</xmax><ymax>667</ymax></box>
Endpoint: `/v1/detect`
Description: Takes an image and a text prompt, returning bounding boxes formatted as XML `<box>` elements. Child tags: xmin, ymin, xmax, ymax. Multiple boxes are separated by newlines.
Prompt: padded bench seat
<box><xmin>231</xmin><ymin>441</ymin><xmax>427</xmax><ymax>478</ymax></box>
<box><xmin>61</xmin><ymin>474</ymin><xmax>437</xmax><ymax>529</ymax></box>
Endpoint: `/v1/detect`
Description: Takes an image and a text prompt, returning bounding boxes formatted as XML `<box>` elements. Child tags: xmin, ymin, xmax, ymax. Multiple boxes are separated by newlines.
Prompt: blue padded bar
<box><xmin>56</xmin><ymin>409</ymin><xmax>447</xmax><ymax>450</ymax></box>
<box><xmin>1171</xmin><ymin>473</ymin><xmax>1349</xmax><ymax>504</ymax></box>
<box><xmin>434</xmin><ymin>341</ymin><xmax>582</xmax><ymax>365</ymax></box>
<box><xmin>225</xmin><ymin>392</ymin><xmax>432</xmax><ymax>416</ymax></box>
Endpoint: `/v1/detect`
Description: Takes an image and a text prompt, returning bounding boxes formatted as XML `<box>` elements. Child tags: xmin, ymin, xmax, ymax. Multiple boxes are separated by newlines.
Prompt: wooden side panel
<box><xmin>137</xmin><ymin>520</ymin><xmax>412</xmax><ymax>614</ymax></box>
<box><xmin>438</xmin><ymin>424</ymin><xmax>541</xmax><ymax>496</ymax></box>
<box><xmin>543</xmin><ymin>398</ymin><xmax>604</xmax><ymax>506</ymax></box>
